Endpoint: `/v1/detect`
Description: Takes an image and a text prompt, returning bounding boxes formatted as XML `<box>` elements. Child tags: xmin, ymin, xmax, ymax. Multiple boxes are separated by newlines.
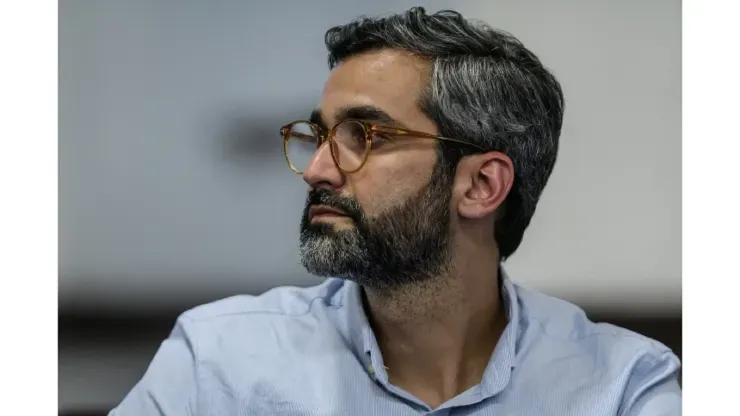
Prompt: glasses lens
<box><xmin>285</xmin><ymin>122</ymin><xmax>318</xmax><ymax>173</ymax></box>
<box><xmin>332</xmin><ymin>120</ymin><xmax>369</xmax><ymax>172</ymax></box>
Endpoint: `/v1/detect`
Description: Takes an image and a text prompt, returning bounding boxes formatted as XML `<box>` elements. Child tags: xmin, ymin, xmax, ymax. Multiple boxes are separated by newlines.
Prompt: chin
<box><xmin>300</xmin><ymin>245</ymin><xmax>366</xmax><ymax>280</ymax></box>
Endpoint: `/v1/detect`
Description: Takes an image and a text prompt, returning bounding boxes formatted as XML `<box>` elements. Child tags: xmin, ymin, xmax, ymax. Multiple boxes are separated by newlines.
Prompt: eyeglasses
<box><xmin>280</xmin><ymin>119</ymin><xmax>484</xmax><ymax>174</ymax></box>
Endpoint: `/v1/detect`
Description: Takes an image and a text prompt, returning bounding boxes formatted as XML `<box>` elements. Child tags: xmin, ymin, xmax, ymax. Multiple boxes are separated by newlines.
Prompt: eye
<box><xmin>370</xmin><ymin>132</ymin><xmax>394</xmax><ymax>145</ymax></box>
<box><xmin>369</xmin><ymin>125</ymin><xmax>399</xmax><ymax>145</ymax></box>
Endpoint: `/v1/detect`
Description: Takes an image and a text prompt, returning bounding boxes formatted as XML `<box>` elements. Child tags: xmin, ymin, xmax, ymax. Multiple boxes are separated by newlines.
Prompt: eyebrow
<box><xmin>309</xmin><ymin>105</ymin><xmax>405</xmax><ymax>129</ymax></box>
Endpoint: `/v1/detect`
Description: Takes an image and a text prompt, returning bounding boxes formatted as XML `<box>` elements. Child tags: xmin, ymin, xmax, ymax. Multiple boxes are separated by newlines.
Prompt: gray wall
<box><xmin>60</xmin><ymin>0</ymin><xmax>681</xmax><ymax>314</ymax></box>
<box><xmin>59</xmin><ymin>0</ymin><xmax>680</xmax><ymax>408</ymax></box>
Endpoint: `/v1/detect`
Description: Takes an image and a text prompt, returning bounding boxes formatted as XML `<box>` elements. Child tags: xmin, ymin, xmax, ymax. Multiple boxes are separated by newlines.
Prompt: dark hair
<box><xmin>324</xmin><ymin>7</ymin><xmax>564</xmax><ymax>259</ymax></box>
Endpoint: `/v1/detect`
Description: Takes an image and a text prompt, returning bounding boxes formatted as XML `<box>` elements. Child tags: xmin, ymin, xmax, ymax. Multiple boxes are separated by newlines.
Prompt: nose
<box><xmin>302</xmin><ymin>141</ymin><xmax>345</xmax><ymax>190</ymax></box>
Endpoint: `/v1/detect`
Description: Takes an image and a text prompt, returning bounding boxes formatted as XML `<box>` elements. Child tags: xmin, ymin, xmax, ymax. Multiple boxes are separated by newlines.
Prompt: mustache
<box><xmin>306</xmin><ymin>188</ymin><xmax>363</xmax><ymax>223</ymax></box>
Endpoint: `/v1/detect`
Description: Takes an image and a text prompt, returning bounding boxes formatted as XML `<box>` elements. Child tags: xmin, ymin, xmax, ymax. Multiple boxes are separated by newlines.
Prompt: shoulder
<box><xmin>172</xmin><ymin>278</ymin><xmax>348</xmax><ymax>355</ymax></box>
<box><xmin>183</xmin><ymin>278</ymin><xmax>345</xmax><ymax>322</ymax></box>
<box><xmin>513</xmin><ymin>284</ymin><xmax>680</xmax><ymax>394</ymax></box>
<box><xmin>108</xmin><ymin>279</ymin><xmax>351</xmax><ymax>414</ymax></box>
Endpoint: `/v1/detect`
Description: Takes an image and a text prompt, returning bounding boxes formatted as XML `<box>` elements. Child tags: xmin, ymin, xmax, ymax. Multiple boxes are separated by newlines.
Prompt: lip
<box><xmin>309</xmin><ymin>205</ymin><xmax>348</xmax><ymax>221</ymax></box>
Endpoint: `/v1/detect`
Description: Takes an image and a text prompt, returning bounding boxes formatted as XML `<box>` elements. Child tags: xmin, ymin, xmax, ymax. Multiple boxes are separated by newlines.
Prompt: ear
<box><xmin>455</xmin><ymin>152</ymin><xmax>514</xmax><ymax>219</ymax></box>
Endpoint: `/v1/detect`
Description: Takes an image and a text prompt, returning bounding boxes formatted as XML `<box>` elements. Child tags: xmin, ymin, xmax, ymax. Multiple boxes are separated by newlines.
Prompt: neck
<box><xmin>362</xmin><ymin>246</ymin><xmax>506</xmax><ymax>408</ymax></box>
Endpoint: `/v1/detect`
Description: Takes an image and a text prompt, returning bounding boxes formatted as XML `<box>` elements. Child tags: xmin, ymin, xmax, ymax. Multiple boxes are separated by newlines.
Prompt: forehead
<box><xmin>319</xmin><ymin>49</ymin><xmax>430</xmax><ymax>125</ymax></box>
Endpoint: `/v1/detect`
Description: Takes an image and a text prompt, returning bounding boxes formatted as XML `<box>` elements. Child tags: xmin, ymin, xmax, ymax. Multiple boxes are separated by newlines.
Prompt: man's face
<box><xmin>299</xmin><ymin>49</ymin><xmax>454</xmax><ymax>291</ymax></box>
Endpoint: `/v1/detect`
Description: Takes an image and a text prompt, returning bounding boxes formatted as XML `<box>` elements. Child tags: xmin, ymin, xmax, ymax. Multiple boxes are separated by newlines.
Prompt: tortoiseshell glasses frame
<box><xmin>280</xmin><ymin>119</ymin><xmax>485</xmax><ymax>174</ymax></box>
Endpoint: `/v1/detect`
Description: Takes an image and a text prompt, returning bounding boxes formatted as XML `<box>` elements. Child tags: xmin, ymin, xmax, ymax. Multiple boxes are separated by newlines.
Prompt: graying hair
<box><xmin>324</xmin><ymin>7</ymin><xmax>564</xmax><ymax>259</ymax></box>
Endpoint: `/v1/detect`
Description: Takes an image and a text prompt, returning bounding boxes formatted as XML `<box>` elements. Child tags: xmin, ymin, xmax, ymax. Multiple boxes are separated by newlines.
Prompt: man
<box><xmin>111</xmin><ymin>7</ymin><xmax>681</xmax><ymax>415</ymax></box>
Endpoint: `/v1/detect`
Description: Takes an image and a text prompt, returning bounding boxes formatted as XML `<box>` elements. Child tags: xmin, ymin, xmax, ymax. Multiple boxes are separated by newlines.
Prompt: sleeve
<box><xmin>620</xmin><ymin>350</ymin><xmax>682</xmax><ymax>416</ymax></box>
<box><xmin>108</xmin><ymin>314</ymin><xmax>200</xmax><ymax>416</ymax></box>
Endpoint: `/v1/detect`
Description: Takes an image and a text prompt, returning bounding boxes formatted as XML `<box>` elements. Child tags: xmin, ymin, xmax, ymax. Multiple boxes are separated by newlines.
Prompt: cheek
<box><xmin>354</xmin><ymin>179</ymin><xmax>404</xmax><ymax>217</ymax></box>
<box><xmin>348</xmin><ymin>154</ymin><xmax>436</xmax><ymax>216</ymax></box>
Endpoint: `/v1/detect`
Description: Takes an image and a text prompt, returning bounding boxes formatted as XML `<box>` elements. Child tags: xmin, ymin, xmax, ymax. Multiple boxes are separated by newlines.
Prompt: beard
<box><xmin>299</xmin><ymin>163</ymin><xmax>453</xmax><ymax>292</ymax></box>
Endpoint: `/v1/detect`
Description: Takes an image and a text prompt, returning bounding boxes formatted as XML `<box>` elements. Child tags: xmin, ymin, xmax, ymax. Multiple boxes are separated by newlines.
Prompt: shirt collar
<box><xmin>342</xmin><ymin>266</ymin><xmax>520</xmax><ymax>396</ymax></box>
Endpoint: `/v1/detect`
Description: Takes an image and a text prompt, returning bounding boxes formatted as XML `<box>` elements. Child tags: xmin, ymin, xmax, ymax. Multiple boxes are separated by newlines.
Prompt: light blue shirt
<box><xmin>110</xmin><ymin>271</ymin><xmax>681</xmax><ymax>415</ymax></box>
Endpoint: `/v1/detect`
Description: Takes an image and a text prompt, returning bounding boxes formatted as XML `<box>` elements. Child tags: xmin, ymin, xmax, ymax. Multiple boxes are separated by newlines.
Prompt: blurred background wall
<box><xmin>58</xmin><ymin>0</ymin><xmax>681</xmax><ymax>414</ymax></box>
